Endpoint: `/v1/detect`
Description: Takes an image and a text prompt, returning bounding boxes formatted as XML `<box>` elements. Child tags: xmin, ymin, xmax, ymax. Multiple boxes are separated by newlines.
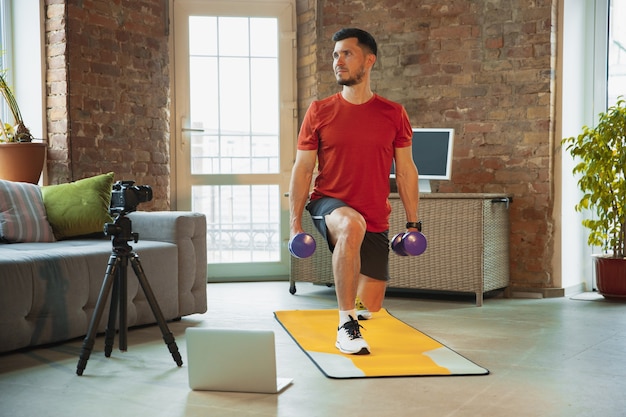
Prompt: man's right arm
<box><xmin>289</xmin><ymin>149</ymin><xmax>317</xmax><ymax>236</ymax></box>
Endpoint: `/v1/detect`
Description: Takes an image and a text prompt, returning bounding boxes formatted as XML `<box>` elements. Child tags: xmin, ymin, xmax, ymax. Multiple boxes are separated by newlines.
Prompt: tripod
<box><xmin>76</xmin><ymin>212</ymin><xmax>183</xmax><ymax>376</ymax></box>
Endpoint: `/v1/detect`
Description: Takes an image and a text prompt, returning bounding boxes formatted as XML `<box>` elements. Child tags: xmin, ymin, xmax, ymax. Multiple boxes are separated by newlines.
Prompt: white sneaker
<box><xmin>355</xmin><ymin>297</ymin><xmax>372</xmax><ymax>320</ymax></box>
<box><xmin>336</xmin><ymin>315</ymin><xmax>370</xmax><ymax>355</ymax></box>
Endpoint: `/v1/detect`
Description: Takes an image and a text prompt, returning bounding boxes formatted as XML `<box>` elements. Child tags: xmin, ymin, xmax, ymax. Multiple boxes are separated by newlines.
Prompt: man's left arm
<box><xmin>394</xmin><ymin>146</ymin><xmax>420</xmax><ymax>230</ymax></box>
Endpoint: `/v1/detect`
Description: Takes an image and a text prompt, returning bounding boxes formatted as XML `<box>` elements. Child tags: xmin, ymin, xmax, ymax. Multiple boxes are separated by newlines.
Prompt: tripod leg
<box><xmin>118</xmin><ymin>256</ymin><xmax>129</xmax><ymax>351</ymax></box>
<box><xmin>104</xmin><ymin>266</ymin><xmax>120</xmax><ymax>357</ymax></box>
<box><xmin>130</xmin><ymin>253</ymin><xmax>183</xmax><ymax>367</ymax></box>
<box><xmin>77</xmin><ymin>255</ymin><xmax>120</xmax><ymax>376</ymax></box>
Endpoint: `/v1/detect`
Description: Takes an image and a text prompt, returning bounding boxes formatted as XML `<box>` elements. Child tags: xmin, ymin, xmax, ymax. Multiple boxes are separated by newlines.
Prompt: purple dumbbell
<box><xmin>289</xmin><ymin>233</ymin><xmax>316</xmax><ymax>258</ymax></box>
<box><xmin>401</xmin><ymin>231</ymin><xmax>427</xmax><ymax>255</ymax></box>
<box><xmin>391</xmin><ymin>231</ymin><xmax>427</xmax><ymax>256</ymax></box>
<box><xmin>390</xmin><ymin>232</ymin><xmax>409</xmax><ymax>256</ymax></box>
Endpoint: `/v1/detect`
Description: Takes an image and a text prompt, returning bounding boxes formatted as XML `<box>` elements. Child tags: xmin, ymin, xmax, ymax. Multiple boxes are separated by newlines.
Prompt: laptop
<box><xmin>185</xmin><ymin>327</ymin><xmax>293</xmax><ymax>394</ymax></box>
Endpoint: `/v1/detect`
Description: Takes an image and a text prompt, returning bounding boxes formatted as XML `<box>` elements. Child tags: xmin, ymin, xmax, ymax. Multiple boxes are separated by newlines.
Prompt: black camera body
<box><xmin>110</xmin><ymin>180</ymin><xmax>153</xmax><ymax>214</ymax></box>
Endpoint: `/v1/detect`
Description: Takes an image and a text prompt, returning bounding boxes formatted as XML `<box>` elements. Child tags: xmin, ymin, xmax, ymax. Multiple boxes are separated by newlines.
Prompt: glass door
<box><xmin>173</xmin><ymin>0</ymin><xmax>296</xmax><ymax>280</ymax></box>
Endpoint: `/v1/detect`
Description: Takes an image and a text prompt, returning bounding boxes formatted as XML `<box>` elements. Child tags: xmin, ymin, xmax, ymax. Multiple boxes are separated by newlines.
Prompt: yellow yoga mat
<box><xmin>274</xmin><ymin>309</ymin><xmax>489</xmax><ymax>378</ymax></box>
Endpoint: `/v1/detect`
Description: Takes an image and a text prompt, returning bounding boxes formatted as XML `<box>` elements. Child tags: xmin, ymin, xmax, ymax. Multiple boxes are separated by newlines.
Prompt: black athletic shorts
<box><xmin>306</xmin><ymin>197</ymin><xmax>390</xmax><ymax>281</ymax></box>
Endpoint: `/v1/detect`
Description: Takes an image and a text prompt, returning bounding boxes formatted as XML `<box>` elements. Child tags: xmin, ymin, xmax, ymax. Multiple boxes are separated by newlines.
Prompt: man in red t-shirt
<box><xmin>289</xmin><ymin>28</ymin><xmax>420</xmax><ymax>355</ymax></box>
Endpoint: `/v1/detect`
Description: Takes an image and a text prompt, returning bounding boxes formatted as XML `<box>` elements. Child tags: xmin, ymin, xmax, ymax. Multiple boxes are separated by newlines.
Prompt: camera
<box><xmin>110</xmin><ymin>180</ymin><xmax>152</xmax><ymax>214</ymax></box>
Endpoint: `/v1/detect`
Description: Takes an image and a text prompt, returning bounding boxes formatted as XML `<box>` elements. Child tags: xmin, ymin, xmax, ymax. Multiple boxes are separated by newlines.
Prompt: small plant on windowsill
<box><xmin>561</xmin><ymin>97</ymin><xmax>626</xmax><ymax>299</ymax></box>
<box><xmin>0</xmin><ymin>71</ymin><xmax>34</xmax><ymax>143</ymax></box>
<box><xmin>0</xmin><ymin>70</ymin><xmax>46</xmax><ymax>184</ymax></box>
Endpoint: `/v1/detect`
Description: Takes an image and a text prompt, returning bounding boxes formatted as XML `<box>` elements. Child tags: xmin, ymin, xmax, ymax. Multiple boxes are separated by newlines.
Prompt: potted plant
<box><xmin>0</xmin><ymin>70</ymin><xmax>46</xmax><ymax>184</ymax></box>
<box><xmin>562</xmin><ymin>97</ymin><xmax>626</xmax><ymax>299</ymax></box>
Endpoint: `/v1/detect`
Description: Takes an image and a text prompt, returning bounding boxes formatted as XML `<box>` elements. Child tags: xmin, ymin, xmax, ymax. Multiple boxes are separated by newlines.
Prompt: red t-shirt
<box><xmin>297</xmin><ymin>93</ymin><xmax>412</xmax><ymax>232</ymax></box>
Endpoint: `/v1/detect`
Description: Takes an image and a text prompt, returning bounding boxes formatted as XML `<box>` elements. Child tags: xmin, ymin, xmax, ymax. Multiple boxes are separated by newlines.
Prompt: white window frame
<box><xmin>592</xmin><ymin>0</ymin><xmax>609</xmax><ymax>116</ymax></box>
<box><xmin>1</xmin><ymin>1</ymin><xmax>45</xmax><ymax>134</ymax></box>
<box><xmin>558</xmin><ymin>0</ymin><xmax>616</xmax><ymax>293</ymax></box>
<box><xmin>0</xmin><ymin>0</ymin><xmax>13</xmax><ymax>124</ymax></box>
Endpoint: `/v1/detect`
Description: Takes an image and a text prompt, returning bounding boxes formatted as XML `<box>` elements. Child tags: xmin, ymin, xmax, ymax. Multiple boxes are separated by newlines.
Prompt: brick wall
<box><xmin>296</xmin><ymin>0</ymin><xmax>319</xmax><ymax>117</ymax></box>
<box><xmin>45</xmin><ymin>0</ymin><xmax>70</xmax><ymax>181</ymax></box>
<box><xmin>297</xmin><ymin>0</ymin><xmax>557</xmax><ymax>289</ymax></box>
<box><xmin>44</xmin><ymin>0</ymin><xmax>170</xmax><ymax>211</ymax></box>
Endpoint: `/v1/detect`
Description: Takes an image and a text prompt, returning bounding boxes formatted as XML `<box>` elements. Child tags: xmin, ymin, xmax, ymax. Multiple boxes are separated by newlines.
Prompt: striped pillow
<box><xmin>0</xmin><ymin>179</ymin><xmax>56</xmax><ymax>243</ymax></box>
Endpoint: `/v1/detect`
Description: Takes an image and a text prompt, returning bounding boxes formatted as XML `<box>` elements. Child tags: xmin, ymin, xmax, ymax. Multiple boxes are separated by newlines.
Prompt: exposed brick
<box><xmin>44</xmin><ymin>0</ymin><xmax>169</xmax><ymax>210</ymax></box>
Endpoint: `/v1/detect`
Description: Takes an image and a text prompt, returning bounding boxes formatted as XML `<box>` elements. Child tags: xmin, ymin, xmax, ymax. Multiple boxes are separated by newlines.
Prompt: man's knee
<box><xmin>327</xmin><ymin>207</ymin><xmax>366</xmax><ymax>244</ymax></box>
<box><xmin>332</xmin><ymin>207</ymin><xmax>365</xmax><ymax>228</ymax></box>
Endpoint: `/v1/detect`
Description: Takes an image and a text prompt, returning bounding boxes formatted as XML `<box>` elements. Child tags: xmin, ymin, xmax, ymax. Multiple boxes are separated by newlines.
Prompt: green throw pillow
<box><xmin>42</xmin><ymin>172</ymin><xmax>115</xmax><ymax>239</ymax></box>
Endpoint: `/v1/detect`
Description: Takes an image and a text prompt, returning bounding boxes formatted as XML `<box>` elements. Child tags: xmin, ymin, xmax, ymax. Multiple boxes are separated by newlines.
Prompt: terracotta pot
<box><xmin>0</xmin><ymin>142</ymin><xmax>46</xmax><ymax>184</ymax></box>
<box><xmin>593</xmin><ymin>256</ymin><xmax>626</xmax><ymax>299</ymax></box>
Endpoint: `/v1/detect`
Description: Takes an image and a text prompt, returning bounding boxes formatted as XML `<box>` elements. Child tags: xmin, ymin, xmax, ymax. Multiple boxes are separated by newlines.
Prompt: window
<box><xmin>188</xmin><ymin>16</ymin><xmax>280</xmax><ymax>176</ymax></box>
<box><xmin>0</xmin><ymin>0</ymin><xmax>12</xmax><ymax>124</ymax></box>
<box><xmin>608</xmin><ymin>0</ymin><xmax>626</xmax><ymax>106</ymax></box>
<box><xmin>174</xmin><ymin>0</ymin><xmax>296</xmax><ymax>278</ymax></box>
<box><xmin>0</xmin><ymin>1</ymin><xmax>45</xmax><ymax>143</ymax></box>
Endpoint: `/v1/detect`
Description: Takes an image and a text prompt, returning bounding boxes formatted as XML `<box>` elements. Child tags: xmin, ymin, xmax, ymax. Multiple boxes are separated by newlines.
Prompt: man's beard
<box><xmin>336</xmin><ymin>66</ymin><xmax>366</xmax><ymax>86</ymax></box>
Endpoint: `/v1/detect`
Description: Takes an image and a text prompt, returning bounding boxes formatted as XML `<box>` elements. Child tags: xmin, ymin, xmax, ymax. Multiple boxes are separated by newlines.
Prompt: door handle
<box><xmin>181</xmin><ymin>127</ymin><xmax>205</xmax><ymax>132</ymax></box>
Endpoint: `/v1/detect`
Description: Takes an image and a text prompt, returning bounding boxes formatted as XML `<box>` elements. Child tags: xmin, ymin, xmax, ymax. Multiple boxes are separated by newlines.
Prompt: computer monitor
<box><xmin>390</xmin><ymin>128</ymin><xmax>454</xmax><ymax>193</ymax></box>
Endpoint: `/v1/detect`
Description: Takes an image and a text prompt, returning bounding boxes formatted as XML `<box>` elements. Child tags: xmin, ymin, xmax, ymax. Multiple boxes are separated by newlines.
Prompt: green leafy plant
<box><xmin>562</xmin><ymin>97</ymin><xmax>626</xmax><ymax>258</ymax></box>
<box><xmin>0</xmin><ymin>71</ymin><xmax>33</xmax><ymax>143</ymax></box>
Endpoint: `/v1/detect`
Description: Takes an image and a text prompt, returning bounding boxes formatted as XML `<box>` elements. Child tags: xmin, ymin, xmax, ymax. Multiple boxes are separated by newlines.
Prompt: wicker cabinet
<box><xmin>289</xmin><ymin>193</ymin><xmax>511</xmax><ymax>306</ymax></box>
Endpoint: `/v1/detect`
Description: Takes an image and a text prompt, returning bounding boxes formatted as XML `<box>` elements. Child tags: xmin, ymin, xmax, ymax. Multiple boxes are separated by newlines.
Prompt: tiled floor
<box><xmin>1</xmin><ymin>282</ymin><xmax>625</xmax><ymax>417</ymax></box>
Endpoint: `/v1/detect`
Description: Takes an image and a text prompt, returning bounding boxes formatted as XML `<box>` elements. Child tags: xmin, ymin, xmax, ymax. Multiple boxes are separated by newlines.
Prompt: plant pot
<box><xmin>593</xmin><ymin>256</ymin><xmax>626</xmax><ymax>300</ymax></box>
<box><xmin>0</xmin><ymin>142</ymin><xmax>46</xmax><ymax>184</ymax></box>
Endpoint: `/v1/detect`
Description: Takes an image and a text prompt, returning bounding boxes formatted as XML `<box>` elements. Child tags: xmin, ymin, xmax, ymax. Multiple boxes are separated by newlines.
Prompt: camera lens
<box><xmin>134</xmin><ymin>185</ymin><xmax>153</xmax><ymax>203</ymax></box>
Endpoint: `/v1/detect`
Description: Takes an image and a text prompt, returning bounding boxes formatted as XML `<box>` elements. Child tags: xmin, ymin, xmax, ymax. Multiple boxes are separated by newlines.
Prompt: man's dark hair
<box><xmin>332</xmin><ymin>28</ymin><xmax>377</xmax><ymax>57</ymax></box>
